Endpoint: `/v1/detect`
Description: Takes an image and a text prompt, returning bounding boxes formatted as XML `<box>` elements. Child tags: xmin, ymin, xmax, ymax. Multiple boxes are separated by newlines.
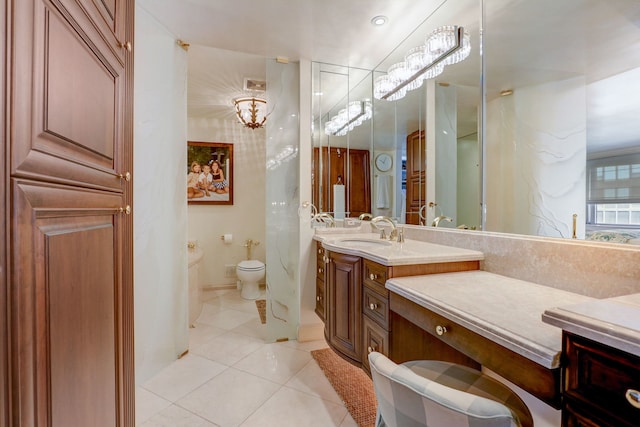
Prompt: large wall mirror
<box><xmin>312</xmin><ymin>0</ymin><xmax>640</xmax><ymax>246</ymax></box>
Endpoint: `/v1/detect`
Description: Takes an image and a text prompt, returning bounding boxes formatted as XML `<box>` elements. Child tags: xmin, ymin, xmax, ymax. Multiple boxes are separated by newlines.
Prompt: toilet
<box><xmin>236</xmin><ymin>260</ymin><xmax>265</xmax><ymax>300</ymax></box>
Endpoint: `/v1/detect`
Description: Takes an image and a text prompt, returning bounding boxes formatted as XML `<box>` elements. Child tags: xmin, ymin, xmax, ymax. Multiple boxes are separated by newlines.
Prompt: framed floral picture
<box><xmin>187</xmin><ymin>141</ymin><xmax>233</xmax><ymax>205</ymax></box>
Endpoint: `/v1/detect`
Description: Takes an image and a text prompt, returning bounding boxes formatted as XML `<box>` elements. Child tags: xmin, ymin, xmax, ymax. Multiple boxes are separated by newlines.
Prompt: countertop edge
<box><xmin>317</xmin><ymin>233</ymin><xmax>484</xmax><ymax>266</ymax></box>
<box><xmin>542</xmin><ymin>308</ymin><xmax>640</xmax><ymax>358</ymax></box>
<box><xmin>387</xmin><ymin>281</ymin><xmax>559</xmax><ymax>368</ymax></box>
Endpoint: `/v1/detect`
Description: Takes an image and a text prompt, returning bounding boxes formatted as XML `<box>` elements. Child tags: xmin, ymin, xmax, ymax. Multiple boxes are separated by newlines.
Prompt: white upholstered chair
<box><xmin>368</xmin><ymin>352</ymin><xmax>534</xmax><ymax>427</ymax></box>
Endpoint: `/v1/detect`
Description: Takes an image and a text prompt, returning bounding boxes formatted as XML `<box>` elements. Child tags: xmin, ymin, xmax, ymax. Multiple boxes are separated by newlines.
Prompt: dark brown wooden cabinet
<box><xmin>406</xmin><ymin>130</ymin><xmax>426</xmax><ymax>225</ymax></box>
<box><xmin>312</xmin><ymin>147</ymin><xmax>371</xmax><ymax>217</ymax></box>
<box><xmin>315</xmin><ymin>242</ymin><xmax>326</xmax><ymax>321</ymax></box>
<box><xmin>317</xmin><ymin>243</ymin><xmax>480</xmax><ymax>373</ymax></box>
<box><xmin>562</xmin><ymin>333</ymin><xmax>640</xmax><ymax>427</ymax></box>
<box><xmin>325</xmin><ymin>251</ymin><xmax>362</xmax><ymax>364</ymax></box>
<box><xmin>2</xmin><ymin>0</ymin><xmax>135</xmax><ymax>425</ymax></box>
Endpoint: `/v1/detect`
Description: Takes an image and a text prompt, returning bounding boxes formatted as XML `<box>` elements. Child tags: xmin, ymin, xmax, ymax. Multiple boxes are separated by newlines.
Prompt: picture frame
<box><xmin>187</xmin><ymin>141</ymin><xmax>233</xmax><ymax>205</ymax></box>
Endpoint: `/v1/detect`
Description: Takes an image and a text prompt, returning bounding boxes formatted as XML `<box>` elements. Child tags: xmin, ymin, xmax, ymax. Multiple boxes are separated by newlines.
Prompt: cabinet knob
<box><xmin>369</xmin><ymin>303</ymin><xmax>378</xmax><ymax>311</ymax></box>
<box><xmin>626</xmin><ymin>389</ymin><xmax>640</xmax><ymax>409</ymax></box>
<box><xmin>119</xmin><ymin>41</ymin><xmax>132</xmax><ymax>52</ymax></box>
<box><xmin>318</xmin><ymin>267</ymin><xmax>323</xmax><ymax>274</ymax></box>
<box><xmin>369</xmin><ymin>273</ymin><xmax>378</xmax><ymax>280</ymax></box>
<box><xmin>118</xmin><ymin>171</ymin><xmax>131</xmax><ymax>181</ymax></box>
<box><xmin>318</xmin><ymin>248</ymin><xmax>322</xmax><ymax>254</ymax></box>
<box><xmin>118</xmin><ymin>205</ymin><xmax>131</xmax><ymax>215</ymax></box>
<box><xmin>323</xmin><ymin>256</ymin><xmax>329</xmax><ymax>263</ymax></box>
<box><xmin>367</xmin><ymin>346</ymin><xmax>376</xmax><ymax>354</ymax></box>
<box><xmin>316</xmin><ymin>296</ymin><xmax>321</xmax><ymax>302</ymax></box>
<box><xmin>435</xmin><ymin>325</ymin><xmax>447</xmax><ymax>336</ymax></box>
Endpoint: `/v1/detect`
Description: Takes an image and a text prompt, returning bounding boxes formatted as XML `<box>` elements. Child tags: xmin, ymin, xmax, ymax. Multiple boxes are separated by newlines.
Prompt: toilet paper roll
<box><xmin>222</xmin><ymin>234</ymin><xmax>233</xmax><ymax>244</ymax></box>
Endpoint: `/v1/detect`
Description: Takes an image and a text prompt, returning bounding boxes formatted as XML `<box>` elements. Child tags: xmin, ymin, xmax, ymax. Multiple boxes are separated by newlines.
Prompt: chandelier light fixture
<box><xmin>374</xmin><ymin>25</ymin><xmax>470</xmax><ymax>101</ymax></box>
<box><xmin>234</xmin><ymin>97</ymin><xmax>267</xmax><ymax>129</ymax></box>
<box><xmin>324</xmin><ymin>100</ymin><xmax>373</xmax><ymax>136</ymax></box>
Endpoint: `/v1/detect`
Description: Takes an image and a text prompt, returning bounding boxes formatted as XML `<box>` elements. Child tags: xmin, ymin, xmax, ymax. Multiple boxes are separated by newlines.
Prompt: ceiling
<box><xmin>139</xmin><ymin>0</ymin><xmax>640</xmax><ymax>154</ymax></box>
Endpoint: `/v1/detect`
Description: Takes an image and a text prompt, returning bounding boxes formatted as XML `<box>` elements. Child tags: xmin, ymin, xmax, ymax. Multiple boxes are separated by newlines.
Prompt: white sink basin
<box><xmin>336</xmin><ymin>238</ymin><xmax>392</xmax><ymax>247</ymax></box>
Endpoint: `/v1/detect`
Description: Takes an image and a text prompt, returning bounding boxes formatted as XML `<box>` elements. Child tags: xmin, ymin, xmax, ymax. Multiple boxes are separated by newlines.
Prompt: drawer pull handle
<box><xmin>436</xmin><ymin>325</ymin><xmax>447</xmax><ymax>336</ymax></box>
<box><xmin>367</xmin><ymin>346</ymin><xmax>376</xmax><ymax>354</ymax></box>
<box><xmin>626</xmin><ymin>389</ymin><xmax>640</xmax><ymax>409</ymax></box>
<box><xmin>369</xmin><ymin>303</ymin><xmax>378</xmax><ymax>311</ymax></box>
<box><xmin>369</xmin><ymin>273</ymin><xmax>378</xmax><ymax>280</ymax></box>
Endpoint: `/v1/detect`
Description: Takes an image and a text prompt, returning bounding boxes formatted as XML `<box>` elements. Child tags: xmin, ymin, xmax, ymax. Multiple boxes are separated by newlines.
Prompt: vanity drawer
<box><xmin>316</xmin><ymin>243</ymin><xmax>326</xmax><ymax>281</ymax></box>
<box><xmin>563</xmin><ymin>333</ymin><xmax>640</xmax><ymax>427</ymax></box>
<box><xmin>315</xmin><ymin>278</ymin><xmax>325</xmax><ymax>321</ymax></box>
<box><xmin>363</xmin><ymin>259</ymin><xmax>387</xmax><ymax>294</ymax></box>
<box><xmin>362</xmin><ymin>315</ymin><xmax>389</xmax><ymax>373</ymax></box>
<box><xmin>363</xmin><ymin>285</ymin><xmax>389</xmax><ymax>329</ymax></box>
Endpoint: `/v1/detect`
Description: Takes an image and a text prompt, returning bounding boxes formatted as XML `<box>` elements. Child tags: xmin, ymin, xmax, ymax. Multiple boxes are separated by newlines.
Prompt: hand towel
<box><xmin>376</xmin><ymin>175</ymin><xmax>392</xmax><ymax>209</ymax></box>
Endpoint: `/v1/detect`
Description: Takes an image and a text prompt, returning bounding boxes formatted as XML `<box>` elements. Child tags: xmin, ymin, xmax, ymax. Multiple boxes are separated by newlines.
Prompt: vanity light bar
<box><xmin>324</xmin><ymin>100</ymin><xmax>373</xmax><ymax>136</ymax></box>
<box><xmin>379</xmin><ymin>26</ymin><xmax>466</xmax><ymax>101</ymax></box>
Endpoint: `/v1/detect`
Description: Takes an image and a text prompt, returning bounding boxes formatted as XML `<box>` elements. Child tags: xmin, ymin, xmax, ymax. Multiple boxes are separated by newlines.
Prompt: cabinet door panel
<box><xmin>406</xmin><ymin>130</ymin><xmax>425</xmax><ymax>225</ymax></box>
<box><xmin>12</xmin><ymin>0</ymin><xmax>125</xmax><ymax>191</ymax></box>
<box><xmin>10</xmin><ymin>180</ymin><xmax>125</xmax><ymax>426</ymax></box>
<box><xmin>327</xmin><ymin>253</ymin><xmax>362</xmax><ymax>362</ymax></box>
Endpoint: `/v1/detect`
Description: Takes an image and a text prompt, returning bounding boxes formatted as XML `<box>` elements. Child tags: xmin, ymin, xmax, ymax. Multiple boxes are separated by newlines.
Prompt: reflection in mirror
<box><xmin>312</xmin><ymin>63</ymin><xmax>373</xmax><ymax>221</ymax></box>
<box><xmin>371</xmin><ymin>0</ymin><xmax>481</xmax><ymax>229</ymax></box>
<box><xmin>484</xmin><ymin>0</ymin><xmax>640</xmax><ymax>244</ymax></box>
<box><xmin>312</xmin><ymin>0</ymin><xmax>640</xmax><ymax>245</ymax></box>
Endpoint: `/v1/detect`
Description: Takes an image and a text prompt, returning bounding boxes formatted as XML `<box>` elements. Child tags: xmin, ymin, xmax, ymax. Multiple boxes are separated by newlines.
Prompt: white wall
<box><xmin>134</xmin><ymin>5</ymin><xmax>189</xmax><ymax>384</ymax></box>
<box><xmin>187</xmin><ymin>117</ymin><xmax>266</xmax><ymax>288</ymax></box>
<box><xmin>485</xmin><ymin>77</ymin><xmax>587</xmax><ymax>238</ymax></box>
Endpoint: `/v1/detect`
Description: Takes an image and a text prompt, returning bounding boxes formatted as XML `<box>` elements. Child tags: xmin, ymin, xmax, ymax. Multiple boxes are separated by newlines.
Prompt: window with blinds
<box><xmin>587</xmin><ymin>153</ymin><xmax>640</xmax><ymax>226</ymax></box>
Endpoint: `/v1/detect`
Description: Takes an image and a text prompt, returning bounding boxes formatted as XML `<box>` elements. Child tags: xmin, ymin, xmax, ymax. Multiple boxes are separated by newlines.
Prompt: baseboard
<box><xmin>297</xmin><ymin>322</ymin><xmax>325</xmax><ymax>342</ymax></box>
<box><xmin>202</xmin><ymin>284</ymin><xmax>236</xmax><ymax>291</ymax></box>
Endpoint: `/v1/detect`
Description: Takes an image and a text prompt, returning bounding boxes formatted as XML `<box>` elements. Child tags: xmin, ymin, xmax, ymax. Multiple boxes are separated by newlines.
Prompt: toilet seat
<box><xmin>237</xmin><ymin>260</ymin><xmax>265</xmax><ymax>271</ymax></box>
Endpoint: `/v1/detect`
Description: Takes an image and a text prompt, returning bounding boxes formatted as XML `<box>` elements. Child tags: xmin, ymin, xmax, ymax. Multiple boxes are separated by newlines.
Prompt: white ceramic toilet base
<box><xmin>240</xmin><ymin>282</ymin><xmax>261</xmax><ymax>300</ymax></box>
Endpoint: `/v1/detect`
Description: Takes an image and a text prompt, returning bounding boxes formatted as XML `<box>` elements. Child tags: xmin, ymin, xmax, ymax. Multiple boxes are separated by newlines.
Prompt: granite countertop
<box><xmin>386</xmin><ymin>270</ymin><xmax>595</xmax><ymax>368</ymax></box>
<box><xmin>315</xmin><ymin>232</ymin><xmax>484</xmax><ymax>266</ymax></box>
<box><xmin>542</xmin><ymin>293</ymin><xmax>640</xmax><ymax>358</ymax></box>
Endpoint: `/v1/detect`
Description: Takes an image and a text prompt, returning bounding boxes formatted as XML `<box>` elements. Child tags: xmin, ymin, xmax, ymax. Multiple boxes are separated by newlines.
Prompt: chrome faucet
<box><xmin>370</xmin><ymin>216</ymin><xmax>397</xmax><ymax>240</ymax></box>
<box><xmin>432</xmin><ymin>215</ymin><xmax>454</xmax><ymax>227</ymax></box>
<box><xmin>314</xmin><ymin>212</ymin><xmax>335</xmax><ymax>228</ymax></box>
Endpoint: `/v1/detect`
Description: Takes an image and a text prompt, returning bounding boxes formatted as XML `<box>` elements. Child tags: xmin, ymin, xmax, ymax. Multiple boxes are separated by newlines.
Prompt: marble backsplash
<box><xmin>402</xmin><ymin>225</ymin><xmax>640</xmax><ymax>299</ymax></box>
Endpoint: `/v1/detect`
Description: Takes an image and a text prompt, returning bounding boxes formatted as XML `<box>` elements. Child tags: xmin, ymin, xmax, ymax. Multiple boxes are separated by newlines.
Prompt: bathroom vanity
<box><xmin>315</xmin><ymin>234</ymin><xmax>483</xmax><ymax>371</ymax></box>
<box><xmin>543</xmin><ymin>295</ymin><xmax>640</xmax><ymax>426</ymax></box>
<box><xmin>314</xmin><ymin>232</ymin><xmax>597</xmax><ymax>409</ymax></box>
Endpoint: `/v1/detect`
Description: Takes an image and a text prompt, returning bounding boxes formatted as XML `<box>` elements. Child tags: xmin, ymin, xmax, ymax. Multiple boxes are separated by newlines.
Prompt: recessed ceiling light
<box><xmin>371</xmin><ymin>15</ymin><xmax>388</xmax><ymax>26</ymax></box>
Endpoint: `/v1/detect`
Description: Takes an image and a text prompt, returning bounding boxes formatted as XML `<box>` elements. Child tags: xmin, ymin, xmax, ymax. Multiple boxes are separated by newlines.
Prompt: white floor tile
<box><xmin>139</xmin><ymin>404</ymin><xmax>219</xmax><ymax>427</ymax></box>
<box><xmin>177</xmin><ymin>368</ymin><xmax>280</xmax><ymax>427</ymax></box>
<box><xmin>230</xmin><ymin>317</ymin><xmax>267</xmax><ymax>340</ymax></box>
<box><xmin>284</xmin><ymin>359</ymin><xmax>344</xmax><ymax>405</ymax></box>
<box><xmin>136</xmin><ymin>387</ymin><xmax>172</xmax><ymax>426</ymax></box>
<box><xmin>339</xmin><ymin>412</ymin><xmax>360</xmax><ymax>427</ymax></box>
<box><xmin>188</xmin><ymin>323</ymin><xmax>227</xmax><ymax>351</ymax></box>
<box><xmin>280</xmin><ymin>338</ymin><xmax>329</xmax><ymax>353</ymax></box>
<box><xmin>197</xmin><ymin>308</ymin><xmax>258</xmax><ymax>330</ymax></box>
<box><xmin>239</xmin><ymin>386</ymin><xmax>347</xmax><ymax>427</ymax></box>
<box><xmin>233</xmin><ymin>342</ymin><xmax>312</xmax><ymax>384</ymax></box>
<box><xmin>191</xmin><ymin>331</ymin><xmax>265</xmax><ymax>365</ymax></box>
<box><xmin>141</xmin><ymin>354</ymin><xmax>227</xmax><ymax>402</ymax></box>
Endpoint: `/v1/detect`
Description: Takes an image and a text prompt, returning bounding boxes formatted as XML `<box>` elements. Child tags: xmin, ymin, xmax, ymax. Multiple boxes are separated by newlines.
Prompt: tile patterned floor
<box><xmin>136</xmin><ymin>289</ymin><xmax>358</xmax><ymax>427</ymax></box>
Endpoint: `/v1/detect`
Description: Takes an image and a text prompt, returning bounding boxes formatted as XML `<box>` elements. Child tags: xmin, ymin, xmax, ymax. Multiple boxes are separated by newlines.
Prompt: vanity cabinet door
<box><xmin>315</xmin><ymin>242</ymin><xmax>326</xmax><ymax>320</ymax></box>
<box><xmin>326</xmin><ymin>252</ymin><xmax>362</xmax><ymax>364</ymax></box>
<box><xmin>315</xmin><ymin>278</ymin><xmax>325</xmax><ymax>321</ymax></box>
<box><xmin>362</xmin><ymin>315</ymin><xmax>389</xmax><ymax>373</ymax></box>
<box><xmin>562</xmin><ymin>333</ymin><xmax>640</xmax><ymax>427</ymax></box>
